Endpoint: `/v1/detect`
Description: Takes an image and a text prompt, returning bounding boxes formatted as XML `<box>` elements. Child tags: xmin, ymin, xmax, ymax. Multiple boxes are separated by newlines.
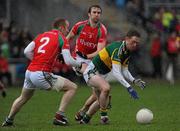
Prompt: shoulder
<box><xmin>59</xmin><ymin>32</ymin><xmax>67</xmax><ymax>42</ymax></box>
<box><xmin>100</xmin><ymin>23</ymin><xmax>107</xmax><ymax>33</ymax></box>
<box><xmin>107</xmin><ymin>41</ymin><xmax>122</xmax><ymax>49</ymax></box>
<box><xmin>100</xmin><ymin>23</ymin><xmax>107</xmax><ymax>30</ymax></box>
<box><xmin>100</xmin><ymin>23</ymin><xmax>107</xmax><ymax>34</ymax></box>
<box><xmin>74</xmin><ymin>20</ymin><xmax>88</xmax><ymax>27</ymax></box>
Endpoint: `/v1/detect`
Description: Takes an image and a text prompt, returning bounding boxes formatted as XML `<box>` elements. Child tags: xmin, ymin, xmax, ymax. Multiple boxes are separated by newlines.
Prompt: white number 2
<box><xmin>38</xmin><ymin>37</ymin><xmax>50</xmax><ymax>53</ymax></box>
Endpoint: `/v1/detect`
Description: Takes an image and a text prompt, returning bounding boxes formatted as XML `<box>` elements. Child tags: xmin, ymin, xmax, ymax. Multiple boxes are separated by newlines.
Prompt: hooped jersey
<box><xmin>27</xmin><ymin>29</ymin><xmax>69</xmax><ymax>72</ymax></box>
<box><xmin>92</xmin><ymin>41</ymin><xmax>130</xmax><ymax>74</ymax></box>
<box><xmin>72</xmin><ymin>20</ymin><xmax>107</xmax><ymax>55</ymax></box>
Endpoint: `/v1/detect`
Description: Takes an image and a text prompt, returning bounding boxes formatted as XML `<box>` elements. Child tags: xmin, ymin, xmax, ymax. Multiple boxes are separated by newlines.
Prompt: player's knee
<box><xmin>64</xmin><ymin>80</ymin><xmax>77</xmax><ymax>92</ymax></box>
<box><xmin>71</xmin><ymin>83</ymin><xmax>78</xmax><ymax>91</ymax></box>
<box><xmin>101</xmin><ymin>85</ymin><xmax>110</xmax><ymax>95</ymax></box>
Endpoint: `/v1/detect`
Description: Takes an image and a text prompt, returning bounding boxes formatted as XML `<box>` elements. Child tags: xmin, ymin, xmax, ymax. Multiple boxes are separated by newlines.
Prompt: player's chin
<box><xmin>93</xmin><ymin>19</ymin><xmax>99</xmax><ymax>23</ymax></box>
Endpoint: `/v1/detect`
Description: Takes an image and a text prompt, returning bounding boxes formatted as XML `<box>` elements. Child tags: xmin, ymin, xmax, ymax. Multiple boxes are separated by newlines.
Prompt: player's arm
<box><xmin>60</xmin><ymin>35</ymin><xmax>81</xmax><ymax>68</ymax></box>
<box><xmin>122</xmin><ymin>66</ymin><xmax>135</xmax><ymax>83</ymax></box>
<box><xmin>122</xmin><ymin>66</ymin><xmax>146</xmax><ymax>89</ymax></box>
<box><xmin>112</xmin><ymin>63</ymin><xmax>131</xmax><ymax>88</ymax></box>
<box><xmin>112</xmin><ymin>62</ymin><xmax>139</xmax><ymax>99</ymax></box>
<box><xmin>24</xmin><ymin>41</ymin><xmax>35</xmax><ymax>60</ymax></box>
<box><xmin>87</xmin><ymin>41</ymin><xmax>106</xmax><ymax>59</ymax></box>
<box><xmin>62</xmin><ymin>49</ymin><xmax>81</xmax><ymax>68</ymax></box>
<box><xmin>66</xmin><ymin>29</ymin><xmax>75</xmax><ymax>41</ymax></box>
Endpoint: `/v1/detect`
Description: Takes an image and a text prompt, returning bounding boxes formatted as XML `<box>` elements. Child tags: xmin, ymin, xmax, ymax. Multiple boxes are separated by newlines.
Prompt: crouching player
<box><xmin>80</xmin><ymin>29</ymin><xmax>146</xmax><ymax>124</ymax></box>
<box><xmin>2</xmin><ymin>18</ymin><xmax>81</xmax><ymax>127</ymax></box>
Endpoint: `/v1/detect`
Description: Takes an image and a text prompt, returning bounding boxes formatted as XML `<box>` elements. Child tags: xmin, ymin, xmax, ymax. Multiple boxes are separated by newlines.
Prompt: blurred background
<box><xmin>0</xmin><ymin>0</ymin><xmax>179</xmax><ymax>86</ymax></box>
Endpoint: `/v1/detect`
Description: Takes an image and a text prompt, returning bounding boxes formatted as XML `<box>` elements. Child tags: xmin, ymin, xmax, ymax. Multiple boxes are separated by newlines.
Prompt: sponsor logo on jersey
<box><xmin>79</xmin><ymin>39</ymin><xmax>97</xmax><ymax>48</ymax></box>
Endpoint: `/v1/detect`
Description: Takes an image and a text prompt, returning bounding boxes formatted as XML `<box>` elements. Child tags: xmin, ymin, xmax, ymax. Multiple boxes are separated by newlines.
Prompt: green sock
<box><xmin>100</xmin><ymin>108</ymin><xmax>108</xmax><ymax>116</ymax></box>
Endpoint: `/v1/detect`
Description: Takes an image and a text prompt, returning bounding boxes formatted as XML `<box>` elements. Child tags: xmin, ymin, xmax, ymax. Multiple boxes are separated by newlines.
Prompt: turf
<box><xmin>0</xmin><ymin>80</ymin><xmax>180</xmax><ymax>131</ymax></box>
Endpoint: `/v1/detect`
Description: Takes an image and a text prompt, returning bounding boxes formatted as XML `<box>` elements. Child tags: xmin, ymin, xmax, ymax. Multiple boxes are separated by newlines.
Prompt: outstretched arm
<box><xmin>62</xmin><ymin>49</ymin><xmax>81</xmax><ymax>68</ymax></box>
<box><xmin>112</xmin><ymin>63</ymin><xmax>131</xmax><ymax>88</ymax></box>
<box><xmin>87</xmin><ymin>42</ymin><xmax>106</xmax><ymax>59</ymax></box>
<box><xmin>112</xmin><ymin>63</ymin><xmax>139</xmax><ymax>99</ymax></box>
<box><xmin>122</xmin><ymin>67</ymin><xmax>135</xmax><ymax>83</ymax></box>
<box><xmin>66</xmin><ymin>30</ymin><xmax>75</xmax><ymax>41</ymax></box>
<box><xmin>122</xmin><ymin>66</ymin><xmax>146</xmax><ymax>89</ymax></box>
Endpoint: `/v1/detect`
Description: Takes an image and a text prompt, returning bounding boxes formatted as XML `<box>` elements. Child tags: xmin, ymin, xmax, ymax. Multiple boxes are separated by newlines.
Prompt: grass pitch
<box><xmin>0</xmin><ymin>80</ymin><xmax>180</xmax><ymax>131</ymax></box>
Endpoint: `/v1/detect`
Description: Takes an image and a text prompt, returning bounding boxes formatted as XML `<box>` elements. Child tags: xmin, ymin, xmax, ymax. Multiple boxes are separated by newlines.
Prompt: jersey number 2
<box><xmin>38</xmin><ymin>37</ymin><xmax>50</xmax><ymax>53</ymax></box>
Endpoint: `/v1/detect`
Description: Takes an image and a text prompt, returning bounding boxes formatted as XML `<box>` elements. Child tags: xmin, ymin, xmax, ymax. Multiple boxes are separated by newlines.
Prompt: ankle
<box><xmin>100</xmin><ymin>108</ymin><xmax>108</xmax><ymax>116</ymax></box>
<box><xmin>56</xmin><ymin>111</ymin><xmax>65</xmax><ymax>116</ymax></box>
<box><xmin>82</xmin><ymin>114</ymin><xmax>91</xmax><ymax>123</ymax></box>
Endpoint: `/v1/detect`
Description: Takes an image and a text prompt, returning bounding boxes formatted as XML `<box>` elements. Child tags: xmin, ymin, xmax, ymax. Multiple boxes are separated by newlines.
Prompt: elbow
<box><xmin>24</xmin><ymin>50</ymin><xmax>29</xmax><ymax>58</ymax></box>
<box><xmin>24</xmin><ymin>49</ymin><xmax>27</xmax><ymax>56</ymax></box>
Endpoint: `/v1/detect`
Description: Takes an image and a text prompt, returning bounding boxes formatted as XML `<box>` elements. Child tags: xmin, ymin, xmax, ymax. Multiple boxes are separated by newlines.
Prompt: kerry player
<box><xmin>80</xmin><ymin>29</ymin><xmax>146</xmax><ymax>124</ymax></box>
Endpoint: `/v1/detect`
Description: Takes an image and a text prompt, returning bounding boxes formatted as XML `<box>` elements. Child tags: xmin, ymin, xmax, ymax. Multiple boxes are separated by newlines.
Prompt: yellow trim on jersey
<box><xmin>112</xmin><ymin>60</ymin><xmax>120</xmax><ymax>65</ymax></box>
<box><xmin>112</xmin><ymin>60</ymin><xmax>128</xmax><ymax>67</ymax></box>
<box><xmin>123</xmin><ymin>58</ymin><xmax>129</xmax><ymax>65</ymax></box>
<box><xmin>99</xmin><ymin>48</ymin><xmax>112</xmax><ymax>69</ymax></box>
<box><xmin>111</xmin><ymin>48</ymin><xmax>128</xmax><ymax>67</ymax></box>
<box><xmin>111</xmin><ymin>48</ymin><xmax>118</xmax><ymax>59</ymax></box>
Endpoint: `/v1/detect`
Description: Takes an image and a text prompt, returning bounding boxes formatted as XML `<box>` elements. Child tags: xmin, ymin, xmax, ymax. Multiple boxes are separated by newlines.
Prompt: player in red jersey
<box><xmin>2</xmin><ymin>18</ymin><xmax>81</xmax><ymax>127</ymax></box>
<box><xmin>66</xmin><ymin>5</ymin><xmax>110</xmax><ymax>122</ymax></box>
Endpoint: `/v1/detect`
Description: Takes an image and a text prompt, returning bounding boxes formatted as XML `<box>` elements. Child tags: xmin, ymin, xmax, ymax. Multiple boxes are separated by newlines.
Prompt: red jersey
<box><xmin>27</xmin><ymin>29</ymin><xmax>69</xmax><ymax>72</ymax></box>
<box><xmin>150</xmin><ymin>38</ymin><xmax>162</xmax><ymax>57</ymax></box>
<box><xmin>0</xmin><ymin>57</ymin><xmax>9</xmax><ymax>72</ymax></box>
<box><xmin>72</xmin><ymin>20</ymin><xmax>107</xmax><ymax>55</ymax></box>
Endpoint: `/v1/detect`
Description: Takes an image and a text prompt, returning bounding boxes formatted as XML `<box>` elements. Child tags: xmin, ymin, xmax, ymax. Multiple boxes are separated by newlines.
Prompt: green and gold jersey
<box><xmin>92</xmin><ymin>41</ymin><xmax>130</xmax><ymax>74</ymax></box>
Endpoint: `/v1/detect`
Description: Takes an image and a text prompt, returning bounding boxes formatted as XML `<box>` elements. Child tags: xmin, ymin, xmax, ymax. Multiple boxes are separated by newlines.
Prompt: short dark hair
<box><xmin>52</xmin><ymin>18</ymin><xmax>67</xmax><ymax>29</ymax></box>
<box><xmin>126</xmin><ymin>29</ymin><xmax>141</xmax><ymax>38</ymax></box>
<box><xmin>88</xmin><ymin>5</ymin><xmax>102</xmax><ymax>14</ymax></box>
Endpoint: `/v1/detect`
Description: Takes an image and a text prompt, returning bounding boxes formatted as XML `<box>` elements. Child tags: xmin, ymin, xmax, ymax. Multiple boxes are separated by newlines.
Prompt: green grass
<box><xmin>0</xmin><ymin>80</ymin><xmax>180</xmax><ymax>131</ymax></box>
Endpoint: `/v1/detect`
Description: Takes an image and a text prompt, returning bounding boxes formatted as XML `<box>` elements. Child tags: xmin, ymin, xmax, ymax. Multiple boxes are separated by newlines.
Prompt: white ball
<box><xmin>136</xmin><ymin>108</ymin><xmax>153</xmax><ymax>124</ymax></box>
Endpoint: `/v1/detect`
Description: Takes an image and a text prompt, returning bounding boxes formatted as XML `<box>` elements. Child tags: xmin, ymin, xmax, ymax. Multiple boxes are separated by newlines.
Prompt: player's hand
<box><xmin>76</xmin><ymin>51</ymin><xmax>87</xmax><ymax>59</ymax></box>
<box><xmin>127</xmin><ymin>86</ymin><xmax>139</xmax><ymax>99</ymax></box>
<box><xmin>133</xmin><ymin>79</ymin><xmax>146</xmax><ymax>89</ymax></box>
<box><xmin>1</xmin><ymin>91</ymin><xmax>6</xmax><ymax>98</ymax></box>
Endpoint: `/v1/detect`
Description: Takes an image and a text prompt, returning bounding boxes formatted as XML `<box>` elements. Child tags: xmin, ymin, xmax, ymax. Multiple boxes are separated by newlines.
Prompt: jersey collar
<box><xmin>118</xmin><ymin>41</ymin><xmax>128</xmax><ymax>56</ymax></box>
<box><xmin>87</xmin><ymin>20</ymin><xmax>101</xmax><ymax>28</ymax></box>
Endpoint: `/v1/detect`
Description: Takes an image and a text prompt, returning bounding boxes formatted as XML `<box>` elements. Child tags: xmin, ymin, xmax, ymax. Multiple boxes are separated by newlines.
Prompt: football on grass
<box><xmin>136</xmin><ymin>108</ymin><xmax>153</xmax><ymax>124</ymax></box>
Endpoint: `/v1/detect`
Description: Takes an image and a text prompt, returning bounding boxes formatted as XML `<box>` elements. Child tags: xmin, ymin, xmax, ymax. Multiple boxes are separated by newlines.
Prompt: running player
<box><xmin>66</xmin><ymin>5</ymin><xmax>108</xmax><ymax>121</ymax></box>
<box><xmin>81</xmin><ymin>29</ymin><xmax>146</xmax><ymax>124</ymax></box>
<box><xmin>2</xmin><ymin>18</ymin><xmax>81</xmax><ymax>127</ymax></box>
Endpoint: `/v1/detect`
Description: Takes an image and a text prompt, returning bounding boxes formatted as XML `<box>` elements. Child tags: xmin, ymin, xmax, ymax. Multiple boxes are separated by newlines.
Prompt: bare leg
<box><xmin>79</xmin><ymin>90</ymin><xmax>97</xmax><ymax>112</ymax></box>
<box><xmin>8</xmin><ymin>88</ymin><xmax>35</xmax><ymax>119</ymax></box>
<box><xmin>86</xmin><ymin>100</ymin><xmax>100</xmax><ymax>116</ymax></box>
<box><xmin>86</xmin><ymin>90</ymin><xmax>110</xmax><ymax>117</ymax></box>
<box><xmin>53</xmin><ymin>79</ymin><xmax>77</xmax><ymax>126</ymax></box>
<box><xmin>80</xmin><ymin>76</ymin><xmax>110</xmax><ymax>124</ymax></box>
<box><xmin>88</xmin><ymin>75</ymin><xmax>110</xmax><ymax>110</ymax></box>
<box><xmin>58</xmin><ymin>79</ymin><xmax>77</xmax><ymax>112</ymax></box>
